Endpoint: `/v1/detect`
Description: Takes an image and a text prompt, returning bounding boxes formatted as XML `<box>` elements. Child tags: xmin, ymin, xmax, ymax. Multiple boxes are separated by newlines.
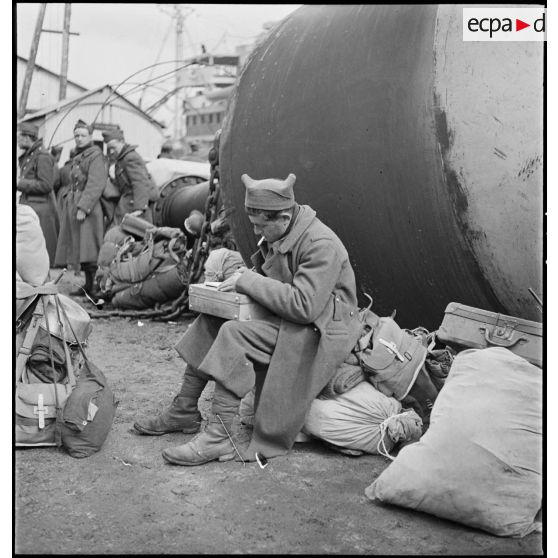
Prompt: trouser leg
<box><xmin>195</xmin><ymin>316</ymin><xmax>281</xmax><ymax>398</ymax></box>
<box><xmin>81</xmin><ymin>261</ymin><xmax>100</xmax><ymax>298</ymax></box>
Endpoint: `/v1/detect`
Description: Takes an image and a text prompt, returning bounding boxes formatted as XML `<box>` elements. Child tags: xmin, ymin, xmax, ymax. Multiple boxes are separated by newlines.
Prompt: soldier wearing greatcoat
<box><xmin>55</xmin><ymin>120</ymin><xmax>107</xmax><ymax>299</ymax></box>
<box><xmin>102</xmin><ymin>129</ymin><xmax>157</xmax><ymax>226</ymax></box>
<box><xmin>17</xmin><ymin>122</ymin><xmax>59</xmax><ymax>266</ymax></box>
<box><xmin>134</xmin><ymin>173</ymin><xmax>363</xmax><ymax>466</ymax></box>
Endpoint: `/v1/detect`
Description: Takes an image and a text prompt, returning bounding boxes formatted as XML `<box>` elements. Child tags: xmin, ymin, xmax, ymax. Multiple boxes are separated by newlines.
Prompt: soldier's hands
<box><xmin>217</xmin><ymin>267</ymin><xmax>247</xmax><ymax>292</ymax></box>
<box><xmin>76</xmin><ymin>209</ymin><xmax>87</xmax><ymax>222</ymax></box>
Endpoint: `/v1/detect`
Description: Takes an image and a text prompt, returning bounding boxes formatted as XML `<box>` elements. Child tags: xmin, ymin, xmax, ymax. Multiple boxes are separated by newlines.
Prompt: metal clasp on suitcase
<box><xmin>479</xmin><ymin>322</ymin><xmax>528</xmax><ymax>348</ymax></box>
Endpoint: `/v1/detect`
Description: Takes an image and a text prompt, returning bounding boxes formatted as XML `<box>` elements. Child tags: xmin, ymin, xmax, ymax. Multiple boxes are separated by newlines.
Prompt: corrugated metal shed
<box><xmin>18</xmin><ymin>85</ymin><xmax>167</xmax><ymax>164</ymax></box>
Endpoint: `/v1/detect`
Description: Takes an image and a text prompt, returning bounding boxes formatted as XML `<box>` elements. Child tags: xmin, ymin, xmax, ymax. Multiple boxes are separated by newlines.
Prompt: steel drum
<box><xmin>219</xmin><ymin>5</ymin><xmax>543</xmax><ymax>329</ymax></box>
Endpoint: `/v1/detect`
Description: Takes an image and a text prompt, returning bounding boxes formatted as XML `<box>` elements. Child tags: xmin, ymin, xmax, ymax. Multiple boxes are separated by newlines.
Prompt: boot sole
<box><xmin>161</xmin><ymin>450</ymin><xmax>235</xmax><ymax>466</ymax></box>
<box><xmin>133</xmin><ymin>423</ymin><xmax>200</xmax><ymax>436</ymax></box>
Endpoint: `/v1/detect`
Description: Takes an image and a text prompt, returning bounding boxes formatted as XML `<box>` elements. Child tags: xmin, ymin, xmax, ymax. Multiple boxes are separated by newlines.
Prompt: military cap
<box><xmin>242</xmin><ymin>173</ymin><xmax>296</xmax><ymax>210</ymax></box>
<box><xmin>18</xmin><ymin>122</ymin><xmax>39</xmax><ymax>139</ymax></box>
<box><xmin>102</xmin><ymin>128</ymin><xmax>125</xmax><ymax>143</ymax></box>
<box><xmin>74</xmin><ymin>119</ymin><xmax>93</xmax><ymax>133</ymax></box>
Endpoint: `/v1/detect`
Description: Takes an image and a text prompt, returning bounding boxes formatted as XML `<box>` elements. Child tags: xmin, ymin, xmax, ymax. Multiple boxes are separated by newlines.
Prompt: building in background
<box><xmin>182</xmin><ymin>54</ymin><xmax>239</xmax><ymax>159</ymax></box>
<box><xmin>181</xmin><ymin>23</ymin><xmax>280</xmax><ymax>159</ymax></box>
<box><xmin>18</xmin><ymin>84</ymin><xmax>167</xmax><ymax>164</ymax></box>
<box><xmin>17</xmin><ymin>55</ymin><xmax>88</xmax><ymax>114</ymax></box>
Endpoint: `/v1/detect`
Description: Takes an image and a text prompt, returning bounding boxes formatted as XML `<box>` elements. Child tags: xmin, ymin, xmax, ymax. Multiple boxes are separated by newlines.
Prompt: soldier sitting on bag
<box><xmin>102</xmin><ymin>128</ymin><xmax>157</xmax><ymax>227</ymax></box>
<box><xmin>133</xmin><ymin>173</ymin><xmax>363</xmax><ymax>466</ymax></box>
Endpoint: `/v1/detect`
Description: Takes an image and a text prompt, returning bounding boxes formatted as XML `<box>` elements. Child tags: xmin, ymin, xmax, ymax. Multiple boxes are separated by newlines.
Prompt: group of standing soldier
<box><xmin>17</xmin><ymin>118</ymin><xmax>365</xmax><ymax>469</ymax></box>
<box><xmin>16</xmin><ymin>119</ymin><xmax>157</xmax><ymax>301</ymax></box>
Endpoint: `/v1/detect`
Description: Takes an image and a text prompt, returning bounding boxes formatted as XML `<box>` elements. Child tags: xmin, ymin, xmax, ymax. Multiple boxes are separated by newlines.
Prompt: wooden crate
<box><xmin>188</xmin><ymin>283</ymin><xmax>271</xmax><ymax>321</ymax></box>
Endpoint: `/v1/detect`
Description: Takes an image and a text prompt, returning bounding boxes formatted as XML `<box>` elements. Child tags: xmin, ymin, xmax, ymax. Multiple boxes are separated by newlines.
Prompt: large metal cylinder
<box><xmin>219</xmin><ymin>5</ymin><xmax>543</xmax><ymax>329</ymax></box>
<box><xmin>153</xmin><ymin>178</ymin><xmax>210</xmax><ymax>232</ymax></box>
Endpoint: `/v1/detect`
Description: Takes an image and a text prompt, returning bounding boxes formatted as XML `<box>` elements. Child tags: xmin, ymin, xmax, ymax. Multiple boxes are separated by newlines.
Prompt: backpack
<box><xmin>97</xmin><ymin>222</ymin><xmax>188</xmax><ymax>308</ymax></box>
<box><xmin>15</xmin><ymin>285</ymin><xmax>117</xmax><ymax>456</ymax></box>
<box><xmin>16</xmin><ymin>293</ymin><xmax>78</xmax><ymax>447</ymax></box>
<box><xmin>356</xmin><ymin>316</ymin><xmax>427</xmax><ymax>400</ymax></box>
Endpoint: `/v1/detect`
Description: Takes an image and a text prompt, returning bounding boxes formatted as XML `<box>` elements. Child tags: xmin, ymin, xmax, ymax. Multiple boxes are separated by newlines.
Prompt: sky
<box><xmin>14</xmin><ymin>3</ymin><xmax>301</xmax><ymax>125</ymax></box>
<box><xmin>15</xmin><ymin>3</ymin><xmax>301</xmax><ymax>88</ymax></box>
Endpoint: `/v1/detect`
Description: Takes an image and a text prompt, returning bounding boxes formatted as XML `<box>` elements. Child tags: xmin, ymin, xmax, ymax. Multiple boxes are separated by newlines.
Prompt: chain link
<box><xmin>185</xmin><ymin>130</ymin><xmax>222</xmax><ymax>285</ymax></box>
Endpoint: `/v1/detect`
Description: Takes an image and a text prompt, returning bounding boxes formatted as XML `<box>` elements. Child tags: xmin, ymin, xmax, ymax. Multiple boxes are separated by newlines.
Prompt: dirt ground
<box><xmin>14</xmin><ymin>271</ymin><xmax>543</xmax><ymax>555</ymax></box>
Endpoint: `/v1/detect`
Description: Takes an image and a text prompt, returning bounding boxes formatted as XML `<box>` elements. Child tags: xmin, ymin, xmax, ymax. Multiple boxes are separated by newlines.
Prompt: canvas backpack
<box><xmin>15</xmin><ymin>285</ymin><xmax>117</xmax><ymax>456</ymax></box>
<box><xmin>16</xmin><ymin>293</ymin><xmax>78</xmax><ymax>447</ymax></box>
<box><xmin>356</xmin><ymin>316</ymin><xmax>427</xmax><ymax>400</ymax></box>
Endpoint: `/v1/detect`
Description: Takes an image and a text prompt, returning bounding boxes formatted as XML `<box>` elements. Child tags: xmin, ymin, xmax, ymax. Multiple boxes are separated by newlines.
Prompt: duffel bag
<box><xmin>111</xmin><ymin>264</ymin><xmax>185</xmax><ymax>309</ymax></box>
<box><xmin>365</xmin><ymin>347</ymin><xmax>542</xmax><ymax>537</ymax></box>
<box><xmin>108</xmin><ymin>234</ymin><xmax>158</xmax><ymax>284</ymax></box>
<box><xmin>60</xmin><ymin>360</ymin><xmax>117</xmax><ymax>458</ymax></box>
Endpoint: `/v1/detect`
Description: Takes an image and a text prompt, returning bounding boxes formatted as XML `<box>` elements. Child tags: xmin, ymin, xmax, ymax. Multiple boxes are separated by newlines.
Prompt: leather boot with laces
<box><xmin>134</xmin><ymin>366</ymin><xmax>207</xmax><ymax>435</ymax></box>
<box><xmin>133</xmin><ymin>396</ymin><xmax>202</xmax><ymax>435</ymax></box>
<box><xmin>162</xmin><ymin>383</ymin><xmax>240</xmax><ymax>466</ymax></box>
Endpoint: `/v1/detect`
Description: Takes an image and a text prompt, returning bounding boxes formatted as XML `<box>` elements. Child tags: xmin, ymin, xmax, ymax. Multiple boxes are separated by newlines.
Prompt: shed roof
<box><xmin>18</xmin><ymin>83</ymin><xmax>165</xmax><ymax>129</ymax></box>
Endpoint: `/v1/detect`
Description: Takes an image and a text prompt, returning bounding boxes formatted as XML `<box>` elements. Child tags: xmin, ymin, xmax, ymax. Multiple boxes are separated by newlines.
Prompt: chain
<box><xmin>186</xmin><ymin>130</ymin><xmax>222</xmax><ymax>286</ymax></box>
<box><xmin>89</xmin><ymin>131</ymin><xmax>223</xmax><ymax>322</ymax></box>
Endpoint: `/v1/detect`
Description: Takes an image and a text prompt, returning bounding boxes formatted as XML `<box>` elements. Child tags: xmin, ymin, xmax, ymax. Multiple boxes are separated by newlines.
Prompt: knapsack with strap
<box><xmin>15</xmin><ymin>284</ymin><xmax>117</xmax><ymax>456</ymax></box>
<box><xmin>356</xmin><ymin>316</ymin><xmax>427</xmax><ymax>400</ymax></box>
<box><xmin>15</xmin><ymin>293</ymin><xmax>77</xmax><ymax>447</ymax></box>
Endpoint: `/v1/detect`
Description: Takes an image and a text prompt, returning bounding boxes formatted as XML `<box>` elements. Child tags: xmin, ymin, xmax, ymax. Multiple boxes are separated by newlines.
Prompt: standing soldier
<box><xmin>17</xmin><ymin>122</ymin><xmax>59</xmax><ymax>266</ymax></box>
<box><xmin>102</xmin><ymin>128</ymin><xmax>158</xmax><ymax>226</ymax></box>
<box><xmin>55</xmin><ymin>120</ymin><xmax>107</xmax><ymax>300</ymax></box>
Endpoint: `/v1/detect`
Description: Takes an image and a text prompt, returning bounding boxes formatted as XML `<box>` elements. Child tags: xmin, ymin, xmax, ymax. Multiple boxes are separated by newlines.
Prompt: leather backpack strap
<box><xmin>53</xmin><ymin>295</ymin><xmax>77</xmax><ymax>388</ymax></box>
<box><xmin>15</xmin><ymin>299</ymin><xmax>46</xmax><ymax>383</ymax></box>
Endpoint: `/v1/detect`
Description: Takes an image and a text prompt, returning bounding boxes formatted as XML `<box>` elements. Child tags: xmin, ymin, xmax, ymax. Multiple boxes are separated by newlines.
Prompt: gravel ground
<box><xmin>14</xmin><ymin>271</ymin><xmax>543</xmax><ymax>554</ymax></box>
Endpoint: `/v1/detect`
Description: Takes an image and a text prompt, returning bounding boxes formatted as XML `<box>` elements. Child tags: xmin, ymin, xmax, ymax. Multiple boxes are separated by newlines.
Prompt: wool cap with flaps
<box><xmin>242</xmin><ymin>173</ymin><xmax>296</xmax><ymax>210</ymax></box>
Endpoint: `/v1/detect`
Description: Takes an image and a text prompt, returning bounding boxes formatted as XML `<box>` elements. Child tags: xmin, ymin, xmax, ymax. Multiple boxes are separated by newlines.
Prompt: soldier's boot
<box><xmin>161</xmin><ymin>383</ymin><xmax>240</xmax><ymax>466</ymax></box>
<box><xmin>133</xmin><ymin>366</ymin><xmax>207</xmax><ymax>436</ymax></box>
<box><xmin>82</xmin><ymin>262</ymin><xmax>101</xmax><ymax>300</ymax></box>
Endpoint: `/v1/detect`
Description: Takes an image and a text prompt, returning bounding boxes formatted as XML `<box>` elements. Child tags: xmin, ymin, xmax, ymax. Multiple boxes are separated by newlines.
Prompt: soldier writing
<box><xmin>134</xmin><ymin>173</ymin><xmax>363</xmax><ymax>465</ymax></box>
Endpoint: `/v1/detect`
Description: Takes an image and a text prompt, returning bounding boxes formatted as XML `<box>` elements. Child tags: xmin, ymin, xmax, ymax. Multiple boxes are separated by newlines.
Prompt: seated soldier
<box><xmin>134</xmin><ymin>173</ymin><xmax>362</xmax><ymax>465</ymax></box>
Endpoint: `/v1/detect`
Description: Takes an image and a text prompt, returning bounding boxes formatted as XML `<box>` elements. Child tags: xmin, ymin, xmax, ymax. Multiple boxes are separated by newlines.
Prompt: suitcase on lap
<box><xmin>437</xmin><ymin>302</ymin><xmax>542</xmax><ymax>367</ymax></box>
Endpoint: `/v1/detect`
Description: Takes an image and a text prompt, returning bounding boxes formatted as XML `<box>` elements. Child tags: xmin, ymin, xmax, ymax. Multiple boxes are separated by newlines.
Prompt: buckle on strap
<box><xmin>378</xmin><ymin>338</ymin><xmax>405</xmax><ymax>362</ymax></box>
<box><xmin>33</xmin><ymin>394</ymin><xmax>50</xmax><ymax>429</ymax></box>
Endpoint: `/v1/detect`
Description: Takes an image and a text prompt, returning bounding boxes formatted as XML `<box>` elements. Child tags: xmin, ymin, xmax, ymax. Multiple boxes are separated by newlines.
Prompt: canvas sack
<box><xmin>365</xmin><ymin>347</ymin><xmax>542</xmax><ymax>537</ymax></box>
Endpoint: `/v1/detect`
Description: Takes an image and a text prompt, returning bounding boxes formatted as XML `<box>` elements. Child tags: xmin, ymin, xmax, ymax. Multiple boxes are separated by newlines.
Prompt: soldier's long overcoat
<box><xmin>112</xmin><ymin>145</ymin><xmax>154</xmax><ymax>225</ymax></box>
<box><xmin>176</xmin><ymin>204</ymin><xmax>363</xmax><ymax>458</ymax></box>
<box><xmin>17</xmin><ymin>139</ymin><xmax>59</xmax><ymax>265</ymax></box>
<box><xmin>55</xmin><ymin>144</ymin><xmax>107</xmax><ymax>267</ymax></box>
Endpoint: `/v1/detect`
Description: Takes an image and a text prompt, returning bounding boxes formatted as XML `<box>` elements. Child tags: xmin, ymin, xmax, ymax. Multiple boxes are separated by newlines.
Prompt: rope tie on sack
<box><xmin>377</xmin><ymin>410</ymin><xmax>423</xmax><ymax>460</ymax></box>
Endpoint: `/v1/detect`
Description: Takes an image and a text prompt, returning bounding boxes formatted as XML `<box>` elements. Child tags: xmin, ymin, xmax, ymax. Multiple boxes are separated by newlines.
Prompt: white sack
<box><xmin>365</xmin><ymin>347</ymin><xmax>542</xmax><ymax>537</ymax></box>
<box><xmin>303</xmin><ymin>382</ymin><xmax>402</xmax><ymax>454</ymax></box>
